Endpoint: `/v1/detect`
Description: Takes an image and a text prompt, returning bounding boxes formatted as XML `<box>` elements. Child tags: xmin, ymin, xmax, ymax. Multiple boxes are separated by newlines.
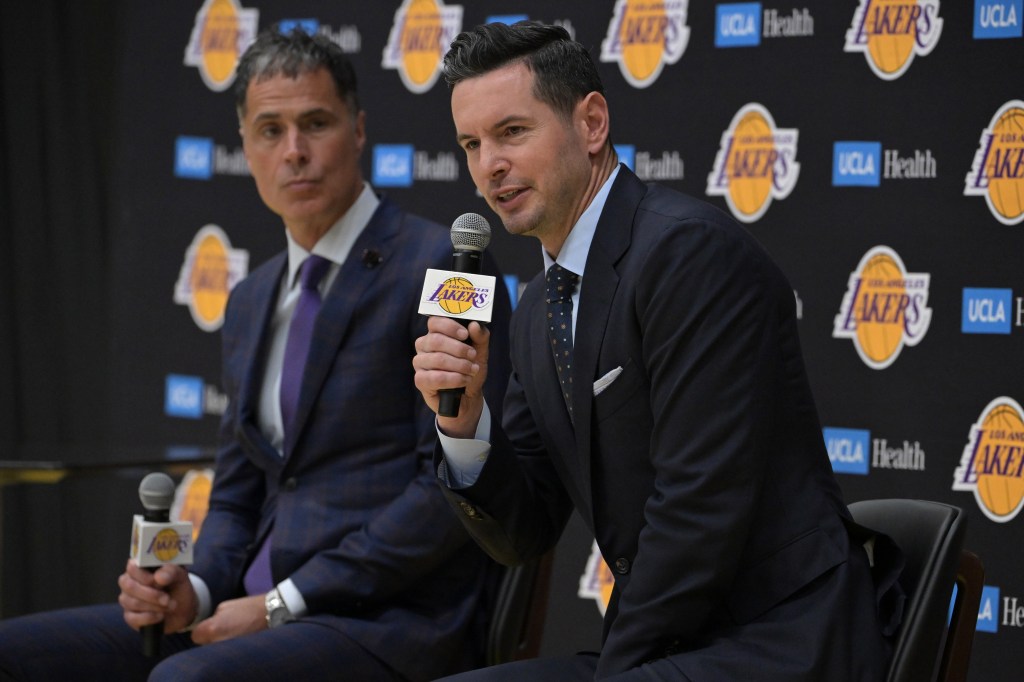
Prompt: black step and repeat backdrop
<box><xmin>8</xmin><ymin>1</ymin><xmax>1024</xmax><ymax>678</ymax></box>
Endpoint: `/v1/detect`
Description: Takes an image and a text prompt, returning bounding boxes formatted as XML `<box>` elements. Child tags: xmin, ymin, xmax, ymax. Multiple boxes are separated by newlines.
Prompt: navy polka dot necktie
<box><xmin>545</xmin><ymin>263</ymin><xmax>579</xmax><ymax>419</ymax></box>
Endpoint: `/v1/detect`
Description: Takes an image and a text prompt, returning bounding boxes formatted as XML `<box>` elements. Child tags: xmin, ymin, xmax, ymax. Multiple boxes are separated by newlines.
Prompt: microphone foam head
<box><xmin>139</xmin><ymin>472</ymin><xmax>176</xmax><ymax>512</ymax></box>
<box><xmin>451</xmin><ymin>213</ymin><xmax>491</xmax><ymax>252</ymax></box>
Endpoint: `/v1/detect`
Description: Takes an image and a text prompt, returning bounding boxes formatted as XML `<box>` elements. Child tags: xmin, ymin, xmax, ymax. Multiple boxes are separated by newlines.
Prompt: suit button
<box><xmin>284</xmin><ymin>477</ymin><xmax>298</xmax><ymax>492</ymax></box>
<box><xmin>614</xmin><ymin>557</ymin><xmax>631</xmax><ymax>574</ymax></box>
<box><xmin>459</xmin><ymin>501</ymin><xmax>479</xmax><ymax>519</ymax></box>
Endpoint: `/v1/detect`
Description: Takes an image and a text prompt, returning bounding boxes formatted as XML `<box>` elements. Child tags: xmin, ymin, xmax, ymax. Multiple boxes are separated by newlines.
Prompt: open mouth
<box><xmin>497</xmin><ymin>188</ymin><xmax>525</xmax><ymax>203</ymax></box>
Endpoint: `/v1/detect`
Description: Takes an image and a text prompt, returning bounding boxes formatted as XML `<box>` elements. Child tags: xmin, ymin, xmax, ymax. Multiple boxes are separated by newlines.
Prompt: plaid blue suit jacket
<box><xmin>191</xmin><ymin>197</ymin><xmax>512</xmax><ymax>681</ymax></box>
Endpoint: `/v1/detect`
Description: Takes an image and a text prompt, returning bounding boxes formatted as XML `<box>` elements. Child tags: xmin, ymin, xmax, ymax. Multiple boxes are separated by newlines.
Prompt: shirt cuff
<box><xmin>437</xmin><ymin>401</ymin><xmax>492</xmax><ymax>489</ymax></box>
<box><xmin>185</xmin><ymin>573</ymin><xmax>212</xmax><ymax>630</ymax></box>
<box><xmin>277</xmin><ymin>578</ymin><xmax>308</xmax><ymax>617</ymax></box>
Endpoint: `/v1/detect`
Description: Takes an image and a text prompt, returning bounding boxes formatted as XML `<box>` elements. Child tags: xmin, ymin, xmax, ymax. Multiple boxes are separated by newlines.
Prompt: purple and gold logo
<box><xmin>833</xmin><ymin>246</ymin><xmax>932</xmax><ymax>369</ymax></box>
<box><xmin>600</xmin><ymin>0</ymin><xmax>690</xmax><ymax>89</ymax></box>
<box><xmin>954</xmin><ymin>398</ymin><xmax>1024</xmax><ymax>523</ymax></box>
<box><xmin>183</xmin><ymin>0</ymin><xmax>259</xmax><ymax>92</ymax></box>
<box><xmin>706</xmin><ymin>103</ymin><xmax>799</xmax><ymax>223</ymax></box>
<box><xmin>964</xmin><ymin>100</ymin><xmax>1024</xmax><ymax>226</ymax></box>
<box><xmin>382</xmin><ymin>0</ymin><xmax>463</xmax><ymax>94</ymax></box>
<box><xmin>844</xmin><ymin>0</ymin><xmax>943</xmax><ymax>80</ymax></box>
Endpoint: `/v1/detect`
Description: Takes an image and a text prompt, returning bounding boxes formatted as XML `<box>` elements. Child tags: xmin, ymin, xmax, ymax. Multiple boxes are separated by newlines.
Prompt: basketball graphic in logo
<box><xmin>844</xmin><ymin>0</ymin><xmax>942</xmax><ymax>81</ymax></box>
<box><xmin>854</xmin><ymin>251</ymin><xmax>906</xmax><ymax>365</ymax></box>
<box><xmin>833</xmin><ymin>246</ymin><xmax>932</xmax><ymax>369</ymax></box>
<box><xmin>728</xmin><ymin>109</ymin><xmax>775</xmax><ymax>218</ymax></box>
<box><xmin>975</xmin><ymin>404</ymin><xmax>1024</xmax><ymax>519</ymax></box>
<box><xmin>436</xmin><ymin>277</ymin><xmax>475</xmax><ymax>315</ymax></box>
<box><xmin>601</xmin><ymin>0</ymin><xmax>690</xmax><ymax>89</ymax></box>
<box><xmin>383</xmin><ymin>0</ymin><xmax>463</xmax><ymax>94</ymax></box>
<box><xmin>954</xmin><ymin>398</ymin><xmax>1024</xmax><ymax>523</ymax></box>
<box><xmin>183</xmin><ymin>0</ymin><xmax>259</xmax><ymax>92</ymax></box>
<box><xmin>866</xmin><ymin>0</ymin><xmax>918</xmax><ymax>77</ymax></box>
<box><xmin>619</xmin><ymin>1</ymin><xmax>668</xmax><ymax>84</ymax></box>
<box><xmin>965</xmin><ymin>101</ymin><xmax>1024</xmax><ymax>226</ymax></box>
<box><xmin>707</xmin><ymin>103</ymin><xmax>800</xmax><ymax>223</ymax></box>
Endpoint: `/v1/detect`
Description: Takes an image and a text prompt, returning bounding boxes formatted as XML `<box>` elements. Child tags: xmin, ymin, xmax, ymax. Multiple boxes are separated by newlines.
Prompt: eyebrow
<box><xmin>251</xmin><ymin>107</ymin><xmax>334</xmax><ymax>124</ymax></box>
<box><xmin>455</xmin><ymin>115</ymin><xmax>529</xmax><ymax>144</ymax></box>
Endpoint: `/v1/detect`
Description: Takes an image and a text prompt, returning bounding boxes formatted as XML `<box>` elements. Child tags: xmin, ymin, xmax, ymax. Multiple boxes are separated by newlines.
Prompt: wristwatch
<box><xmin>265</xmin><ymin>587</ymin><xmax>294</xmax><ymax>628</ymax></box>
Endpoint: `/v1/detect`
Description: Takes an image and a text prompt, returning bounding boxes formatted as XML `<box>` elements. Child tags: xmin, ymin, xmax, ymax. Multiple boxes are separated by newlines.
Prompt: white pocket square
<box><xmin>593</xmin><ymin>366</ymin><xmax>623</xmax><ymax>396</ymax></box>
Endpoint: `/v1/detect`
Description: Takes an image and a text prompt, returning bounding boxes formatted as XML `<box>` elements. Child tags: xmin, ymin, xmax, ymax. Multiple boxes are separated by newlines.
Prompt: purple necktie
<box><xmin>279</xmin><ymin>254</ymin><xmax>332</xmax><ymax>437</ymax></box>
<box><xmin>243</xmin><ymin>254</ymin><xmax>331</xmax><ymax>595</ymax></box>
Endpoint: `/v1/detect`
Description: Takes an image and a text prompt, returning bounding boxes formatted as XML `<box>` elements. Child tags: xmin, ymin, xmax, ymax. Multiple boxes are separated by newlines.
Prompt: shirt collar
<box><xmin>541</xmin><ymin>164</ymin><xmax>621</xmax><ymax>276</ymax></box>
<box><xmin>284</xmin><ymin>182</ymin><xmax>380</xmax><ymax>289</ymax></box>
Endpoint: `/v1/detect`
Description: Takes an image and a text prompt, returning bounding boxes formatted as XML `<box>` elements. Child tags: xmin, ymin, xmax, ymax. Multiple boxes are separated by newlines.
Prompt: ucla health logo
<box><xmin>382</xmin><ymin>0</ymin><xmax>463</xmax><ymax>94</ymax></box>
<box><xmin>601</xmin><ymin>0</ymin><xmax>691</xmax><ymax>89</ymax></box>
<box><xmin>975</xmin><ymin>0</ymin><xmax>1022</xmax><ymax>39</ymax></box>
<box><xmin>953</xmin><ymin>397</ymin><xmax>1024</xmax><ymax>523</ymax></box>
<box><xmin>824</xmin><ymin>427</ymin><xmax>871</xmax><ymax>475</ymax></box>
<box><xmin>173</xmin><ymin>225</ymin><xmax>249</xmax><ymax>332</ymax></box>
<box><xmin>844</xmin><ymin>0</ymin><xmax>943</xmax><ymax>80</ymax></box>
<box><xmin>834</xmin><ymin>142</ymin><xmax>882</xmax><ymax>186</ymax></box>
<box><xmin>165</xmin><ymin>375</ymin><xmax>228</xmax><ymax>419</ymax></box>
<box><xmin>174</xmin><ymin>136</ymin><xmax>249</xmax><ymax>180</ymax></box>
<box><xmin>963</xmin><ymin>288</ymin><xmax>1014</xmax><ymax>334</ymax></box>
<box><xmin>706</xmin><ymin>103</ymin><xmax>799</xmax><ymax>223</ymax></box>
<box><xmin>833</xmin><ymin>246</ymin><xmax>931</xmax><ymax>369</ymax></box>
<box><xmin>716</xmin><ymin>3</ymin><xmax>761</xmax><ymax>47</ymax></box>
<box><xmin>372</xmin><ymin>144</ymin><xmax>458</xmax><ymax>187</ymax></box>
<box><xmin>964</xmin><ymin>100</ymin><xmax>1024</xmax><ymax>225</ymax></box>
<box><xmin>183</xmin><ymin>0</ymin><xmax>259</xmax><ymax>92</ymax></box>
<box><xmin>833</xmin><ymin>141</ymin><xmax>937</xmax><ymax>186</ymax></box>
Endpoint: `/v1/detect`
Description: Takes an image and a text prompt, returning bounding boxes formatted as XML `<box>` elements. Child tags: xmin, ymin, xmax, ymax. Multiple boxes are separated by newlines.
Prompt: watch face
<box><xmin>269</xmin><ymin>606</ymin><xmax>291</xmax><ymax>628</ymax></box>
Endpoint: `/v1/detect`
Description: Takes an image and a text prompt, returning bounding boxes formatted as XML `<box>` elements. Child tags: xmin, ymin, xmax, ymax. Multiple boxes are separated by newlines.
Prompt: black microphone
<box><xmin>138</xmin><ymin>472</ymin><xmax>176</xmax><ymax>658</ymax></box>
<box><xmin>438</xmin><ymin>212</ymin><xmax>492</xmax><ymax>417</ymax></box>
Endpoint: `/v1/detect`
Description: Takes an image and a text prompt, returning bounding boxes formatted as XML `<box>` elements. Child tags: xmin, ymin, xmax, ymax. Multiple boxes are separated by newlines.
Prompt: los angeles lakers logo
<box><xmin>578</xmin><ymin>541</ymin><xmax>615</xmax><ymax>616</ymax></box>
<box><xmin>382</xmin><ymin>0</ymin><xmax>463</xmax><ymax>94</ymax></box>
<box><xmin>954</xmin><ymin>398</ymin><xmax>1024</xmax><ymax>523</ymax></box>
<box><xmin>601</xmin><ymin>0</ymin><xmax>690</xmax><ymax>89</ymax></box>
<box><xmin>844</xmin><ymin>0</ymin><xmax>943</xmax><ymax>81</ymax></box>
<box><xmin>428</xmin><ymin>277</ymin><xmax>488</xmax><ymax>315</ymax></box>
<box><xmin>148</xmin><ymin>528</ymin><xmax>188</xmax><ymax>562</ymax></box>
<box><xmin>964</xmin><ymin>100</ymin><xmax>1024</xmax><ymax>226</ymax></box>
<box><xmin>706</xmin><ymin>103</ymin><xmax>799</xmax><ymax>223</ymax></box>
<box><xmin>183</xmin><ymin>0</ymin><xmax>259</xmax><ymax>92</ymax></box>
<box><xmin>833</xmin><ymin>246</ymin><xmax>932</xmax><ymax>369</ymax></box>
<box><xmin>173</xmin><ymin>225</ymin><xmax>249</xmax><ymax>332</ymax></box>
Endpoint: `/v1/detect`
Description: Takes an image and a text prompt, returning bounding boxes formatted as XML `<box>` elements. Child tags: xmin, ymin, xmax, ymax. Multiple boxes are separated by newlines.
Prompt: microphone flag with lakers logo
<box><xmin>419</xmin><ymin>212</ymin><xmax>496</xmax><ymax>416</ymax></box>
<box><xmin>418</xmin><ymin>213</ymin><xmax>496</xmax><ymax>324</ymax></box>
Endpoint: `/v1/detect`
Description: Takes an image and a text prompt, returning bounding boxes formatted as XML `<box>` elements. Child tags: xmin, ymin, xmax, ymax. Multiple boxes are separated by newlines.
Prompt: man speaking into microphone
<box><xmin>0</xmin><ymin>26</ymin><xmax>511</xmax><ymax>682</ymax></box>
<box><xmin>413</xmin><ymin>21</ymin><xmax>905</xmax><ymax>681</ymax></box>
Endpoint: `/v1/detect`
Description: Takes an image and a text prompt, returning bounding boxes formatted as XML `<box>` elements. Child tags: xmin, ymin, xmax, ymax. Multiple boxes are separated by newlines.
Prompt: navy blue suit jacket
<box><xmin>192</xmin><ymin>197</ymin><xmax>511</xmax><ymax>682</ymax></box>
<box><xmin>439</xmin><ymin>168</ymin><xmax>901</xmax><ymax>680</ymax></box>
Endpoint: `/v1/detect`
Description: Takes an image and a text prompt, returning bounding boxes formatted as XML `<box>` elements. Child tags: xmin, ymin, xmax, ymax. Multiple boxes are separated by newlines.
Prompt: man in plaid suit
<box><xmin>0</xmin><ymin>27</ymin><xmax>510</xmax><ymax>681</ymax></box>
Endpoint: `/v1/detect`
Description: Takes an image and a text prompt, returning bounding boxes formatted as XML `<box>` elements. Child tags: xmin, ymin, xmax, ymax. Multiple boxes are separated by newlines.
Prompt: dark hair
<box><xmin>443</xmin><ymin>21</ymin><xmax>604</xmax><ymax>122</ymax></box>
<box><xmin>234</xmin><ymin>26</ymin><xmax>359</xmax><ymax>120</ymax></box>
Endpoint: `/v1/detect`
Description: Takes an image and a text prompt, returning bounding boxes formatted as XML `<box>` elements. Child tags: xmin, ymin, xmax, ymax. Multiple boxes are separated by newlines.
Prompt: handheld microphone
<box><xmin>438</xmin><ymin>213</ymin><xmax>491</xmax><ymax>417</ymax></box>
<box><xmin>131</xmin><ymin>472</ymin><xmax>194</xmax><ymax>658</ymax></box>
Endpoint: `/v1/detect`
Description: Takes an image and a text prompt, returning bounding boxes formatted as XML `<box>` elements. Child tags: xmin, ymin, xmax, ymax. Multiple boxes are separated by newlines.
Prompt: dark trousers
<box><xmin>0</xmin><ymin>603</ymin><xmax>402</xmax><ymax>681</ymax></box>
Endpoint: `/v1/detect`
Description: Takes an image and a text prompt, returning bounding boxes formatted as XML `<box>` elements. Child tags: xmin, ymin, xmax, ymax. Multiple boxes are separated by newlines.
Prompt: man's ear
<box><xmin>579</xmin><ymin>91</ymin><xmax>611</xmax><ymax>155</ymax></box>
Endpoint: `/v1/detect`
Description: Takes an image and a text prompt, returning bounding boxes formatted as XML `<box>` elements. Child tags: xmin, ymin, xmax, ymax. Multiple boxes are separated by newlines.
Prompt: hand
<box><xmin>413</xmin><ymin>316</ymin><xmax>490</xmax><ymax>439</ymax></box>
<box><xmin>190</xmin><ymin>594</ymin><xmax>266</xmax><ymax>645</ymax></box>
<box><xmin>118</xmin><ymin>559</ymin><xmax>197</xmax><ymax>635</ymax></box>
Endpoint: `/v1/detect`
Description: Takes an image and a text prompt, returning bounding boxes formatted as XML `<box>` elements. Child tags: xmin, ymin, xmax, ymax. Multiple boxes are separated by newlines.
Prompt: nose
<box><xmin>283</xmin><ymin>128</ymin><xmax>309</xmax><ymax>167</ymax></box>
<box><xmin>479</xmin><ymin>141</ymin><xmax>509</xmax><ymax>180</ymax></box>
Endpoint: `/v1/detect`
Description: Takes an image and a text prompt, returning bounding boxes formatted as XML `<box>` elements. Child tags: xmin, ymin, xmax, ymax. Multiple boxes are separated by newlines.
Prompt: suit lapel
<box><xmin>281</xmin><ymin>198</ymin><xmax>404</xmax><ymax>460</ymax></box>
<box><xmin>571</xmin><ymin>168</ymin><xmax>646</xmax><ymax>494</ymax></box>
